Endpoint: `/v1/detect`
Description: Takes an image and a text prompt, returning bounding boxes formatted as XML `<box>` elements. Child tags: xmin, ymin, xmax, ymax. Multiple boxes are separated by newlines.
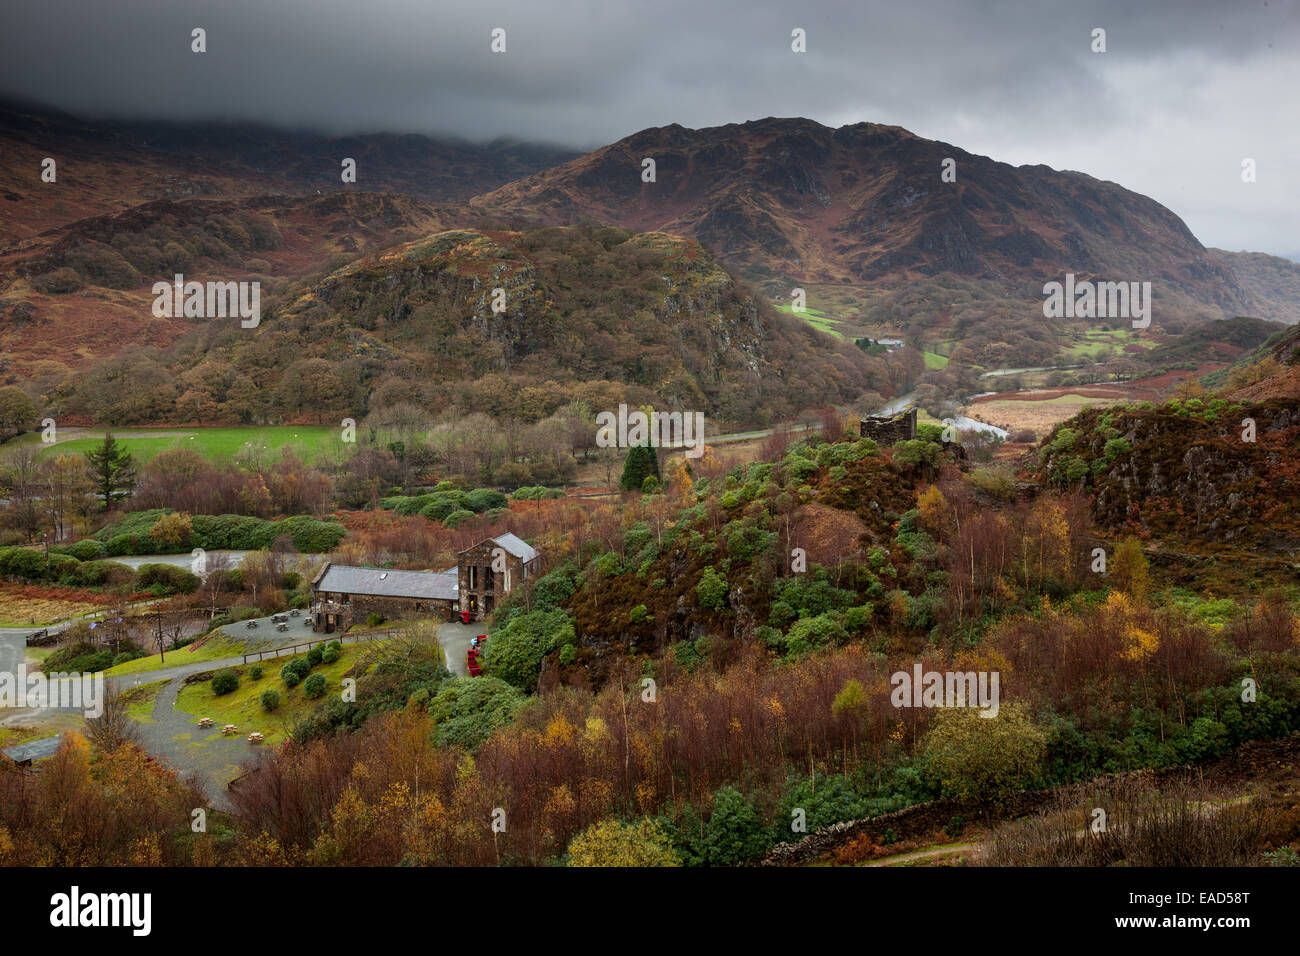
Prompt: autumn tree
<box><xmin>566</xmin><ymin>818</ymin><xmax>680</xmax><ymax>867</ymax></box>
<box><xmin>1018</xmin><ymin>497</ymin><xmax>1070</xmax><ymax>595</ymax></box>
<box><xmin>917</xmin><ymin>484</ymin><xmax>949</xmax><ymax>538</ymax></box>
<box><xmin>922</xmin><ymin>702</ymin><xmax>1047</xmax><ymax>809</ymax></box>
<box><xmin>149</xmin><ymin>511</ymin><xmax>193</xmax><ymax>550</ymax></box>
<box><xmin>42</xmin><ymin>454</ymin><xmax>94</xmax><ymax>541</ymax></box>
<box><xmin>664</xmin><ymin>456</ymin><xmax>694</xmax><ymax>501</ymax></box>
<box><xmin>265</xmin><ymin>449</ymin><xmax>333</xmax><ymax>515</ymax></box>
<box><xmin>85</xmin><ymin>690</ymin><xmax>142</xmax><ymax>752</ymax></box>
<box><xmin>277</xmin><ymin>358</ymin><xmax>344</xmax><ymax>423</ymax></box>
<box><xmin>0</xmin><ymin>447</ymin><xmax>45</xmax><ymax>540</ymax></box>
<box><xmin>134</xmin><ymin>447</ymin><xmax>208</xmax><ymax>512</ymax></box>
<box><xmin>1170</xmin><ymin>377</ymin><xmax>1207</xmax><ymax>402</ymax></box>
<box><xmin>1110</xmin><ymin>536</ymin><xmax>1150</xmax><ymax>601</ymax></box>
<box><xmin>832</xmin><ymin>679</ymin><xmax>869</xmax><ymax>773</ymax></box>
<box><xmin>0</xmin><ymin>385</ymin><xmax>38</xmax><ymax>439</ymax></box>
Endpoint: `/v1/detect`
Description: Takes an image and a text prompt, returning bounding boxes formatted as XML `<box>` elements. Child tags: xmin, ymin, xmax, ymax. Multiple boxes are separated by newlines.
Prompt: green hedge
<box><xmin>89</xmin><ymin>512</ymin><xmax>346</xmax><ymax>555</ymax></box>
<box><xmin>384</xmin><ymin>487</ymin><xmax>508</xmax><ymax>520</ymax></box>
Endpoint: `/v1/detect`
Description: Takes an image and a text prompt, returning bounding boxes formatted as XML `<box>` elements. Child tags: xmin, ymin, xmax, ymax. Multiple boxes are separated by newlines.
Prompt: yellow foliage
<box><xmin>581</xmin><ymin>716</ymin><xmax>610</xmax><ymax>756</ymax></box>
<box><xmin>455</xmin><ymin>753</ymin><xmax>476</xmax><ymax>785</ymax></box>
<box><xmin>566</xmin><ymin>818</ymin><xmax>680</xmax><ymax>867</ymax></box>
<box><xmin>149</xmin><ymin>511</ymin><xmax>193</xmax><ymax>549</ymax></box>
<box><xmin>917</xmin><ymin>484</ymin><xmax>948</xmax><ymax>533</ymax></box>
<box><xmin>635</xmin><ymin>782</ymin><xmax>657</xmax><ymax>814</ymax></box>
<box><xmin>380</xmin><ymin>781</ymin><xmax>412</xmax><ymax>814</ymax></box>
<box><xmin>1122</xmin><ymin>626</ymin><xmax>1160</xmax><ymax>662</ymax></box>
<box><xmin>667</xmin><ymin>457</ymin><xmax>694</xmax><ymax>498</ymax></box>
<box><xmin>579</xmin><ymin>777</ymin><xmax>614</xmax><ymax>813</ymax></box>
<box><xmin>1111</xmin><ymin>536</ymin><xmax>1150</xmax><ymax>600</ymax></box>
<box><xmin>240</xmin><ymin>831</ymin><xmax>289</xmax><ymax>866</ymax></box>
<box><xmin>995</xmin><ymin>576</ymin><xmax>1019</xmax><ymax>604</ymax></box>
<box><xmin>327</xmin><ymin>785</ymin><xmax>376</xmax><ymax>852</ymax></box>
<box><xmin>129</xmin><ymin>833</ymin><xmax>163</xmax><ymax>866</ymax></box>
<box><xmin>543</xmin><ymin>784</ymin><xmax>576</xmax><ymax>820</ymax></box>
<box><xmin>1027</xmin><ymin>499</ymin><xmax>1070</xmax><ymax>579</ymax></box>
<box><xmin>1104</xmin><ymin>590</ymin><xmax>1133</xmax><ymax>617</ymax></box>
<box><xmin>545</xmin><ymin>714</ymin><xmax>577</xmax><ymax>747</ymax></box>
<box><xmin>954</xmin><ymin>646</ymin><xmax>1011</xmax><ymax>678</ymax></box>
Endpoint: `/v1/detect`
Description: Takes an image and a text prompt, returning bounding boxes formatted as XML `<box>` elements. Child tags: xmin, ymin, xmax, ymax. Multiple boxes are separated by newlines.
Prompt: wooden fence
<box><xmin>241</xmin><ymin>629</ymin><xmax>396</xmax><ymax>664</ymax></box>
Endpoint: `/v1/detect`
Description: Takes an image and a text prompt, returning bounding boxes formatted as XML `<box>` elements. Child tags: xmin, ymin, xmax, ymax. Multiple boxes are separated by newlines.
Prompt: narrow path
<box><xmin>134</xmin><ymin>678</ymin><xmax>250</xmax><ymax>811</ymax></box>
<box><xmin>861</xmin><ymin>842</ymin><xmax>979</xmax><ymax>867</ymax></box>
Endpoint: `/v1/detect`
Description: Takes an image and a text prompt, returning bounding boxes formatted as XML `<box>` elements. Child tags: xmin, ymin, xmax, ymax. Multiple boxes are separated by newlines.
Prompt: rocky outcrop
<box><xmin>1043</xmin><ymin>401</ymin><xmax>1300</xmax><ymax>550</ymax></box>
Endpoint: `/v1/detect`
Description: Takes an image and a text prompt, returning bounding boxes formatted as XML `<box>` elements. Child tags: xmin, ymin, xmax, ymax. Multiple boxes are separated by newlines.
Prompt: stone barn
<box><xmin>458</xmin><ymin>532</ymin><xmax>542</xmax><ymax>621</ymax></box>
<box><xmin>310</xmin><ymin>564</ymin><xmax>459</xmax><ymax>633</ymax></box>
<box><xmin>859</xmin><ymin>408</ymin><xmax>917</xmax><ymax>445</ymax></box>
<box><xmin>309</xmin><ymin>532</ymin><xmax>543</xmax><ymax>632</ymax></box>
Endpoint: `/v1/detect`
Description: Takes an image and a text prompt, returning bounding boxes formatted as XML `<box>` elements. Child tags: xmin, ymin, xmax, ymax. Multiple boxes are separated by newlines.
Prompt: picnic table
<box><xmin>289</xmin><ymin>609</ymin><xmax>300</xmax><ymax>617</ymax></box>
<box><xmin>222</xmin><ymin>724</ymin><xmax>238</xmax><ymax>736</ymax></box>
<box><xmin>197</xmin><ymin>717</ymin><xmax>214</xmax><ymax>729</ymax></box>
<box><xmin>245</xmin><ymin>620</ymin><xmax>258</xmax><ymax>629</ymax></box>
<box><xmin>247</xmin><ymin>732</ymin><xmax>265</xmax><ymax>744</ymax></box>
<box><xmin>276</xmin><ymin>623</ymin><xmax>289</xmax><ymax>632</ymax></box>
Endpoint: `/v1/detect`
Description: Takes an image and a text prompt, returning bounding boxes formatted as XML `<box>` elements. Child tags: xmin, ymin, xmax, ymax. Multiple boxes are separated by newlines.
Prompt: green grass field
<box><xmin>922</xmin><ymin>351</ymin><xmax>950</xmax><ymax>370</ymax></box>
<box><xmin>775</xmin><ymin>301</ymin><xmax>845</xmax><ymax>339</ymax></box>
<box><xmin>121</xmin><ymin>679</ymin><xmax>169</xmax><ymax>723</ymax></box>
<box><xmin>102</xmin><ymin>635</ymin><xmax>252</xmax><ymax>678</ymax></box>
<box><xmin>15</xmin><ymin>425</ymin><xmax>341</xmax><ymax>466</ymax></box>
<box><xmin>1058</xmin><ymin>328</ymin><xmax>1156</xmax><ymax>362</ymax></box>
<box><xmin>174</xmin><ymin>645</ymin><xmax>361</xmax><ymax>744</ymax></box>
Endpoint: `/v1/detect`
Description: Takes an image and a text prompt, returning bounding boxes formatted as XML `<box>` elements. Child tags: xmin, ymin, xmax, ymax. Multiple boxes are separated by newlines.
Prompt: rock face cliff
<box><xmin>1040</xmin><ymin>402</ymin><xmax>1300</xmax><ymax>551</ymax></box>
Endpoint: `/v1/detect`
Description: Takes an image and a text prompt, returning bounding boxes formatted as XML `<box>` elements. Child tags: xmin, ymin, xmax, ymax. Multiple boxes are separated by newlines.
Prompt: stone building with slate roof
<box><xmin>309</xmin><ymin>532</ymin><xmax>542</xmax><ymax>631</ymax></box>
<box><xmin>457</xmin><ymin>532</ymin><xmax>542</xmax><ymax>621</ymax></box>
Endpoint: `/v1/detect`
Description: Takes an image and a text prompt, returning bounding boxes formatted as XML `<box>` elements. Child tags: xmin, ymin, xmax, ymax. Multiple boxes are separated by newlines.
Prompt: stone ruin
<box><xmin>859</xmin><ymin>407</ymin><xmax>917</xmax><ymax>444</ymax></box>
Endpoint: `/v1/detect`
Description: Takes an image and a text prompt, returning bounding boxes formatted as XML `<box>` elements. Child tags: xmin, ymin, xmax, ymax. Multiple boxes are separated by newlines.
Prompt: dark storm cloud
<box><xmin>1</xmin><ymin>0</ymin><xmax>1296</xmax><ymax>252</ymax></box>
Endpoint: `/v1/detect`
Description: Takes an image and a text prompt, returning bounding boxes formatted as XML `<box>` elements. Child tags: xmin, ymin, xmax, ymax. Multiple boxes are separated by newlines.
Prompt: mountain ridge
<box><xmin>472</xmin><ymin>116</ymin><xmax>1297</xmax><ymax>330</ymax></box>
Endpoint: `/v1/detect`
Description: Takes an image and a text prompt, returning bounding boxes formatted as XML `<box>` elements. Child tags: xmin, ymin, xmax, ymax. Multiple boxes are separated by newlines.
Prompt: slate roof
<box><xmin>2</xmin><ymin>735</ymin><xmax>60</xmax><ymax>762</ymax></box>
<box><xmin>488</xmin><ymin>533</ymin><xmax>539</xmax><ymax>563</ymax></box>
<box><xmin>314</xmin><ymin>564</ymin><xmax>459</xmax><ymax>601</ymax></box>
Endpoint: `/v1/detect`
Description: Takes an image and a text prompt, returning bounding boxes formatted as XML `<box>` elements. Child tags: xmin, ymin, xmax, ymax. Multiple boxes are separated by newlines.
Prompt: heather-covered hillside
<box><xmin>51</xmin><ymin>225</ymin><xmax>882</xmax><ymax>428</ymax></box>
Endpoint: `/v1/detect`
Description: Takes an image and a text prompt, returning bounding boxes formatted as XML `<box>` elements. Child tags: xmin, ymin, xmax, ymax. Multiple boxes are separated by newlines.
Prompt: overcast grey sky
<box><xmin>2</xmin><ymin>0</ymin><xmax>1296</xmax><ymax>254</ymax></box>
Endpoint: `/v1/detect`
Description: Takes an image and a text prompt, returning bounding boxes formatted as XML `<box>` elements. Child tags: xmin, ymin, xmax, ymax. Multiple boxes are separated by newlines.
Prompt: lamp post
<box><xmin>155</xmin><ymin>605</ymin><xmax>165</xmax><ymax>665</ymax></box>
